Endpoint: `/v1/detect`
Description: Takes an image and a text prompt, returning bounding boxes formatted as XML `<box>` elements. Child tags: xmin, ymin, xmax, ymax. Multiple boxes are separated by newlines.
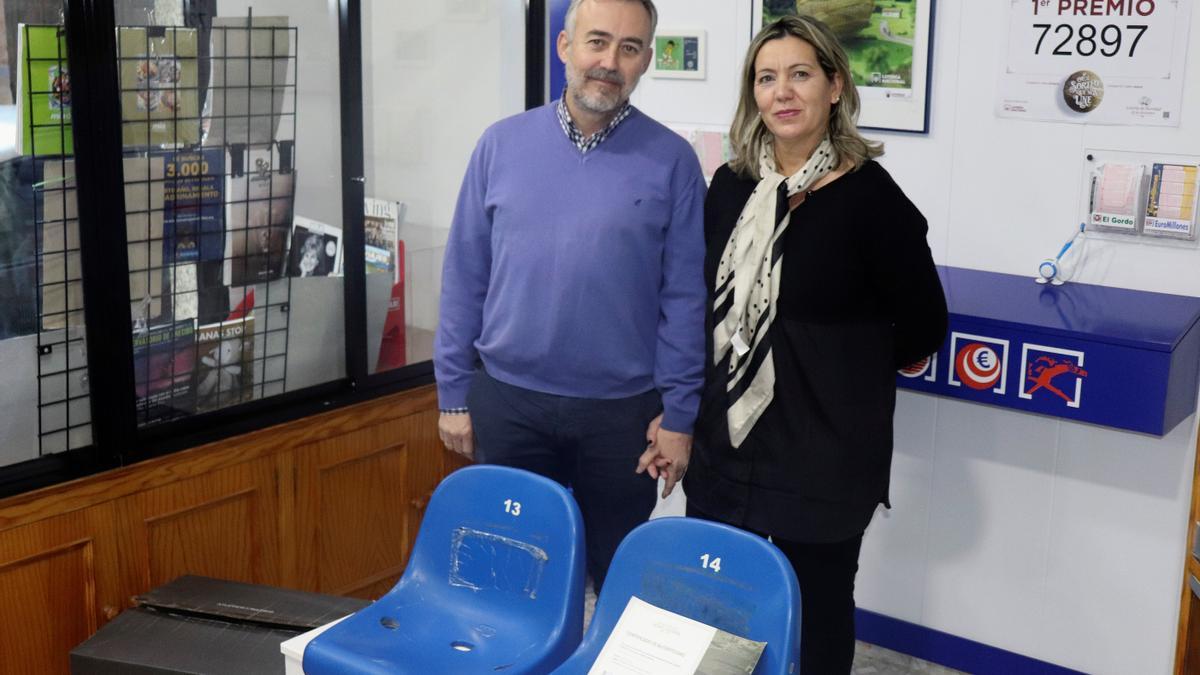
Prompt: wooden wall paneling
<box><xmin>0</xmin><ymin>387</ymin><xmax>447</xmax><ymax>672</ymax></box>
<box><xmin>0</xmin><ymin>388</ymin><xmax>438</xmax><ymax>535</ymax></box>
<box><xmin>295</xmin><ymin>416</ymin><xmax>413</xmax><ymax>599</ymax></box>
<box><xmin>276</xmin><ymin>450</ymin><xmax>299</xmax><ymax>588</ymax></box>
<box><xmin>405</xmin><ymin>411</ymin><xmax>461</xmax><ymax>568</ymax></box>
<box><xmin>1185</xmin><ymin>559</ymin><xmax>1200</xmax><ymax>674</ymax></box>
<box><xmin>115</xmin><ymin>455</ymin><xmax>281</xmax><ymax>592</ymax></box>
<box><xmin>0</xmin><ymin>503</ymin><xmax>122</xmax><ymax>675</ymax></box>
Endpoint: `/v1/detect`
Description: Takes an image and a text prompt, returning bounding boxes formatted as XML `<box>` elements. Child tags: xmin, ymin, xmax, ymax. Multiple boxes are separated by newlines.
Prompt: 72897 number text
<box><xmin>1032</xmin><ymin>23</ymin><xmax>1147</xmax><ymax>57</ymax></box>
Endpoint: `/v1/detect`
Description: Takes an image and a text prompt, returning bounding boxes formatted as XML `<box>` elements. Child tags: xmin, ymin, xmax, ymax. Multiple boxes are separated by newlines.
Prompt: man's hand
<box><xmin>636</xmin><ymin>413</ymin><xmax>692</xmax><ymax>498</ymax></box>
<box><xmin>438</xmin><ymin>413</ymin><xmax>475</xmax><ymax>460</ymax></box>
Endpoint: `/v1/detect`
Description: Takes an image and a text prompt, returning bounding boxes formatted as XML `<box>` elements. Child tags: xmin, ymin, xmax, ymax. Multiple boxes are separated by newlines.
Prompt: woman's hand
<box><xmin>637</xmin><ymin>414</ymin><xmax>692</xmax><ymax>498</ymax></box>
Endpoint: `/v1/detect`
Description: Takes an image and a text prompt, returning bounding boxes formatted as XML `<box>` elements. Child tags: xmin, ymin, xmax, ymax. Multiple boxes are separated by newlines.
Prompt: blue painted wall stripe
<box><xmin>855</xmin><ymin>609</ymin><xmax>1088</xmax><ymax>675</ymax></box>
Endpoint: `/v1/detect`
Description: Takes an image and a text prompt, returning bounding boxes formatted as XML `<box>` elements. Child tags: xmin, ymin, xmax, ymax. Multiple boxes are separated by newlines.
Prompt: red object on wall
<box><xmin>375</xmin><ymin>240</ymin><xmax>406</xmax><ymax>372</ymax></box>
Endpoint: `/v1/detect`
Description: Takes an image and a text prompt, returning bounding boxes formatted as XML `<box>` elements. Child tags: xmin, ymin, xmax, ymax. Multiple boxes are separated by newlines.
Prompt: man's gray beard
<box><xmin>566</xmin><ymin>66</ymin><xmax>628</xmax><ymax>114</ymax></box>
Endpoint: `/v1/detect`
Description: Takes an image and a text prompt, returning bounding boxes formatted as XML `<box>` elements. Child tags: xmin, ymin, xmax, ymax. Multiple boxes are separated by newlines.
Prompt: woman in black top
<box><xmin>681</xmin><ymin>15</ymin><xmax>947</xmax><ymax>675</ymax></box>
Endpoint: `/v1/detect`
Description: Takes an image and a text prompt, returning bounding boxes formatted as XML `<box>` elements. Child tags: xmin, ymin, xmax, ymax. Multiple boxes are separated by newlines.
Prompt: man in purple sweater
<box><xmin>433</xmin><ymin>0</ymin><xmax>706</xmax><ymax>587</ymax></box>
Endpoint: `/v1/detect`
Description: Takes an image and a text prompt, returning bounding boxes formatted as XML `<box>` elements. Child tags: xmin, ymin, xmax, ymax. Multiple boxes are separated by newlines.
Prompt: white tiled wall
<box><xmin>856</xmin><ymin>391</ymin><xmax>938</xmax><ymax>624</ymax></box>
<box><xmin>922</xmin><ymin>403</ymin><xmax>1058</xmax><ymax>651</ymax></box>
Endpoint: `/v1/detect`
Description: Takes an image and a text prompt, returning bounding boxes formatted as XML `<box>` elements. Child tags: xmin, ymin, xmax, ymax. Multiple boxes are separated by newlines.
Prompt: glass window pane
<box><xmin>2</xmin><ymin>2</ymin><xmax>96</xmax><ymax>466</ymax></box>
<box><xmin>116</xmin><ymin>0</ymin><xmax>346</xmax><ymax>426</ymax></box>
<box><xmin>361</xmin><ymin>1</ymin><xmax>526</xmax><ymax>373</ymax></box>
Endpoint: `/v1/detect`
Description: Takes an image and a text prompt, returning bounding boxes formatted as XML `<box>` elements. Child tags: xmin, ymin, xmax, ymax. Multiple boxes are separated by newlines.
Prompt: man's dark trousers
<box><xmin>467</xmin><ymin>368</ymin><xmax>661</xmax><ymax>590</ymax></box>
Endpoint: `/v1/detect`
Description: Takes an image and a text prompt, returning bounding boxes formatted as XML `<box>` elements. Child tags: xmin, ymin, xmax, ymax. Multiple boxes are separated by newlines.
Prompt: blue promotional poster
<box><xmin>162</xmin><ymin>148</ymin><xmax>225</xmax><ymax>263</ymax></box>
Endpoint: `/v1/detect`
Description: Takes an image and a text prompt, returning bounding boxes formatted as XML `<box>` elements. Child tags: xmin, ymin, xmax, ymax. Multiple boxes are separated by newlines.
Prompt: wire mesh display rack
<box><xmin>28</xmin><ymin>14</ymin><xmax>300</xmax><ymax>451</ymax></box>
<box><xmin>26</xmin><ymin>23</ymin><xmax>92</xmax><ymax>454</ymax></box>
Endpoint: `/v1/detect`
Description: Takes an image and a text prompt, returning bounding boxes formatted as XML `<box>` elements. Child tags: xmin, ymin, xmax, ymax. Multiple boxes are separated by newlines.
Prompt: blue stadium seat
<box><xmin>552</xmin><ymin>516</ymin><xmax>801</xmax><ymax>675</ymax></box>
<box><xmin>303</xmin><ymin>465</ymin><xmax>586</xmax><ymax>674</ymax></box>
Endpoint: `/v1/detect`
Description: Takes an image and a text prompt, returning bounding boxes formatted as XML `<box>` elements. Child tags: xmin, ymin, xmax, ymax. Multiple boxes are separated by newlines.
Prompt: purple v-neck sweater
<box><xmin>434</xmin><ymin>103</ymin><xmax>706</xmax><ymax>433</ymax></box>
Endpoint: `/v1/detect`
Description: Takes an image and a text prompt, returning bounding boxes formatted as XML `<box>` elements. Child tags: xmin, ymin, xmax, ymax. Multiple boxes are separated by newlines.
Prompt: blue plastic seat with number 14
<box><xmin>303</xmin><ymin>465</ymin><xmax>586</xmax><ymax>675</ymax></box>
<box><xmin>551</xmin><ymin>516</ymin><xmax>801</xmax><ymax>675</ymax></box>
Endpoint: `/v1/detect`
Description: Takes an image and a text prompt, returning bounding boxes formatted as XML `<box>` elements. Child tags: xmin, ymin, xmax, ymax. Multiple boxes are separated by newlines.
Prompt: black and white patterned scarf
<box><xmin>713</xmin><ymin>137</ymin><xmax>838</xmax><ymax>447</ymax></box>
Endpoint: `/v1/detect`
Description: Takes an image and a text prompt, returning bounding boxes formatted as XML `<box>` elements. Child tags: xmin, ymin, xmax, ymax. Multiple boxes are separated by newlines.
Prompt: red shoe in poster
<box><xmin>375</xmin><ymin>240</ymin><xmax>406</xmax><ymax>372</ymax></box>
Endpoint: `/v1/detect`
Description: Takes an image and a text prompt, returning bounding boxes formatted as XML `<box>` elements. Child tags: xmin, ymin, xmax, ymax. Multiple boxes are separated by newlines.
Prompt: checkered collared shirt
<box><xmin>556</xmin><ymin>94</ymin><xmax>633</xmax><ymax>154</ymax></box>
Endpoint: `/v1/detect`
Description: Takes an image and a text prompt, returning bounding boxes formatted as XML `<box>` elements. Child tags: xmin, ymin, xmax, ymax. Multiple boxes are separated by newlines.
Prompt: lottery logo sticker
<box><xmin>1020</xmin><ymin>344</ymin><xmax>1088</xmax><ymax>408</ymax></box>
<box><xmin>899</xmin><ymin>353</ymin><xmax>937</xmax><ymax>382</ymax></box>
<box><xmin>948</xmin><ymin>333</ymin><xmax>1010</xmax><ymax>394</ymax></box>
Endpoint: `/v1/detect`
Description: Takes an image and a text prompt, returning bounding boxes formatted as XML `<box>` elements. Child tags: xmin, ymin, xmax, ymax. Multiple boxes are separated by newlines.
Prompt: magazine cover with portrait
<box><xmin>288</xmin><ymin>216</ymin><xmax>342</xmax><ymax>278</ymax></box>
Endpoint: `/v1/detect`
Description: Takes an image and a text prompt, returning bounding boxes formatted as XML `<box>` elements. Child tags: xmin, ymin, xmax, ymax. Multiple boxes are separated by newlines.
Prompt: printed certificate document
<box><xmin>588</xmin><ymin>597</ymin><xmax>765</xmax><ymax>675</ymax></box>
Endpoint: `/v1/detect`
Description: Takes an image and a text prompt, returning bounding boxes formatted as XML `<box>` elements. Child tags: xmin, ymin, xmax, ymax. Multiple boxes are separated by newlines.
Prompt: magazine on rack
<box><xmin>133</xmin><ymin>319</ymin><xmax>197</xmax><ymax>423</ymax></box>
<box><xmin>195</xmin><ymin>314</ymin><xmax>255</xmax><ymax>412</ymax></box>
<box><xmin>117</xmin><ymin>27</ymin><xmax>201</xmax><ymax>147</ymax></box>
<box><xmin>363</xmin><ymin>197</ymin><xmax>404</xmax><ymax>281</ymax></box>
<box><xmin>287</xmin><ymin>216</ymin><xmax>341</xmax><ymax>278</ymax></box>
<box><xmin>16</xmin><ymin>24</ymin><xmax>73</xmax><ymax>156</ymax></box>
<box><xmin>224</xmin><ymin>146</ymin><xmax>295</xmax><ymax>286</ymax></box>
<box><xmin>162</xmin><ymin>148</ymin><xmax>225</xmax><ymax>263</ymax></box>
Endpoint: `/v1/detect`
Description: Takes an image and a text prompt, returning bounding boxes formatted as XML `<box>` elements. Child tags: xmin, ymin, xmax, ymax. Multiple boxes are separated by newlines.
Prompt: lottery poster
<box><xmin>997</xmin><ymin>0</ymin><xmax>1192</xmax><ymax>126</ymax></box>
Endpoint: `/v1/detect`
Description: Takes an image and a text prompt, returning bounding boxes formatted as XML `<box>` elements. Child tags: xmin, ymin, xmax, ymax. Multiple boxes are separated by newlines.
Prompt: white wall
<box><xmin>637</xmin><ymin>2</ymin><xmax>1200</xmax><ymax>673</ymax></box>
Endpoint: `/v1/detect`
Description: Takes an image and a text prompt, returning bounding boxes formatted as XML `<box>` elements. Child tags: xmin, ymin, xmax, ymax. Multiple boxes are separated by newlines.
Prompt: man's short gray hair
<box><xmin>563</xmin><ymin>0</ymin><xmax>658</xmax><ymax>41</ymax></box>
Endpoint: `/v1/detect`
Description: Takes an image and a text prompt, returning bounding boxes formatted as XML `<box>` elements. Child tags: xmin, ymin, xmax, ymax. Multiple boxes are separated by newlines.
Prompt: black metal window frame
<box><xmin>0</xmin><ymin>0</ymin><xmax>547</xmax><ymax>499</ymax></box>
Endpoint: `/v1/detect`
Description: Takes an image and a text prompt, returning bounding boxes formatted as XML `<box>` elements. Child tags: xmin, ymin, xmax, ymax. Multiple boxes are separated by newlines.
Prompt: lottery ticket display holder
<box><xmin>551</xmin><ymin>517</ymin><xmax>802</xmax><ymax>675</ymax></box>
<box><xmin>303</xmin><ymin>465</ymin><xmax>586</xmax><ymax>674</ymax></box>
<box><xmin>898</xmin><ymin>266</ymin><xmax>1200</xmax><ymax>436</ymax></box>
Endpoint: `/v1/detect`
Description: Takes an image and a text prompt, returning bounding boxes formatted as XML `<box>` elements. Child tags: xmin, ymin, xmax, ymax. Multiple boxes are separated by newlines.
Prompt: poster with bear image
<box><xmin>194</xmin><ymin>315</ymin><xmax>255</xmax><ymax>412</ymax></box>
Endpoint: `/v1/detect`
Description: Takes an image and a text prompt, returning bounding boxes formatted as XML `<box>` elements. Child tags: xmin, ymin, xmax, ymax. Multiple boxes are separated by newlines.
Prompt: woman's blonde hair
<box><xmin>728</xmin><ymin>14</ymin><xmax>882</xmax><ymax>180</ymax></box>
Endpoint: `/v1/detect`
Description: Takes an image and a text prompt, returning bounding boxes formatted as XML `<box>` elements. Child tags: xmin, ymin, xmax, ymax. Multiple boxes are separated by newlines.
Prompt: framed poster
<box><xmin>753</xmin><ymin>0</ymin><xmax>935</xmax><ymax>133</ymax></box>
<box><xmin>997</xmin><ymin>0</ymin><xmax>1191</xmax><ymax>126</ymax></box>
<box><xmin>650</xmin><ymin>29</ymin><xmax>707</xmax><ymax>79</ymax></box>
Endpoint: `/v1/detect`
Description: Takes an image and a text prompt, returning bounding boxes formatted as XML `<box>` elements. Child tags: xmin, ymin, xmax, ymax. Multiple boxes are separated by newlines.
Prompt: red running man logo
<box><xmin>1025</xmin><ymin>356</ymin><xmax>1088</xmax><ymax>403</ymax></box>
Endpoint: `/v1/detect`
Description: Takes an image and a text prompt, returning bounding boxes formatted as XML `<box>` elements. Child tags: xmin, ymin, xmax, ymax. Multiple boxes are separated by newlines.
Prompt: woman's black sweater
<box><xmin>684</xmin><ymin>160</ymin><xmax>948</xmax><ymax>542</ymax></box>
